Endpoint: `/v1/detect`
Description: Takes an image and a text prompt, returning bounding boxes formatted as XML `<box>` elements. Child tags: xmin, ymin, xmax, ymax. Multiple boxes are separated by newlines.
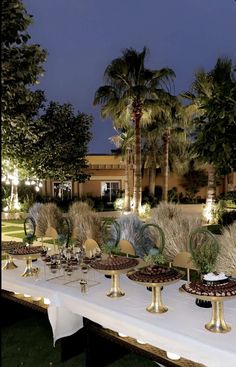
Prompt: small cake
<box><xmin>127</xmin><ymin>265</ymin><xmax>182</xmax><ymax>284</ymax></box>
<box><xmin>202</xmin><ymin>272</ymin><xmax>229</xmax><ymax>286</ymax></box>
<box><xmin>91</xmin><ymin>256</ymin><xmax>138</xmax><ymax>271</ymax></box>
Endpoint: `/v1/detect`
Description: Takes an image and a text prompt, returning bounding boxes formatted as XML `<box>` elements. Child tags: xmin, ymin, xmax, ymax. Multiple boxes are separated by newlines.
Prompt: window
<box><xmin>53</xmin><ymin>181</ymin><xmax>72</xmax><ymax>199</ymax></box>
<box><xmin>101</xmin><ymin>181</ymin><xmax>120</xmax><ymax>202</ymax></box>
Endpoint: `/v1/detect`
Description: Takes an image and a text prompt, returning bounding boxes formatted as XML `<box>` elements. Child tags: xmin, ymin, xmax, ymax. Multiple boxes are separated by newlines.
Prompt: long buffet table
<box><xmin>2</xmin><ymin>259</ymin><xmax>236</xmax><ymax>367</ymax></box>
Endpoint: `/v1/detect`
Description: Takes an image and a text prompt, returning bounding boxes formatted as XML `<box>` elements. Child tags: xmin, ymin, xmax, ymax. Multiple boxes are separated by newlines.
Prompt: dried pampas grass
<box><xmin>150</xmin><ymin>203</ymin><xmax>202</xmax><ymax>261</ymax></box>
<box><xmin>68</xmin><ymin>201</ymin><xmax>103</xmax><ymax>247</ymax></box>
<box><xmin>216</xmin><ymin>223</ymin><xmax>236</xmax><ymax>275</ymax></box>
<box><xmin>36</xmin><ymin>203</ymin><xmax>64</xmax><ymax>238</ymax></box>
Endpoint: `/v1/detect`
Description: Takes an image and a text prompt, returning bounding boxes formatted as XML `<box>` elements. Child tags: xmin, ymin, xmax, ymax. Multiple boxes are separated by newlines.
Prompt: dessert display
<box><xmin>1</xmin><ymin>241</ymin><xmax>25</xmax><ymax>253</ymax></box>
<box><xmin>91</xmin><ymin>256</ymin><xmax>139</xmax><ymax>298</ymax></box>
<box><xmin>182</xmin><ymin>273</ymin><xmax>236</xmax><ymax>297</ymax></box>
<box><xmin>181</xmin><ymin>272</ymin><xmax>236</xmax><ymax>333</ymax></box>
<box><xmin>8</xmin><ymin>246</ymin><xmax>43</xmax><ymax>256</ymax></box>
<box><xmin>1</xmin><ymin>241</ymin><xmax>25</xmax><ymax>270</ymax></box>
<box><xmin>127</xmin><ymin>265</ymin><xmax>182</xmax><ymax>284</ymax></box>
<box><xmin>91</xmin><ymin>256</ymin><xmax>138</xmax><ymax>271</ymax></box>
<box><xmin>127</xmin><ymin>265</ymin><xmax>183</xmax><ymax>314</ymax></box>
<box><xmin>7</xmin><ymin>245</ymin><xmax>43</xmax><ymax>277</ymax></box>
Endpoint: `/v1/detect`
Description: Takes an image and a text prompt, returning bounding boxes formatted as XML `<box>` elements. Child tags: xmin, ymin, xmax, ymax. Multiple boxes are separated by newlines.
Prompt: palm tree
<box><xmin>109</xmin><ymin>127</ymin><xmax>134</xmax><ymax>212</ymax></box>
<box><xmin>183</xmin><ymin>57</ymin><xmax>235</xmax><ymax>221</ymax></box>
<box><xmin>94</xmin><ymin>47</ymin><xmax>175</xmax><ymax>214</ymax></box>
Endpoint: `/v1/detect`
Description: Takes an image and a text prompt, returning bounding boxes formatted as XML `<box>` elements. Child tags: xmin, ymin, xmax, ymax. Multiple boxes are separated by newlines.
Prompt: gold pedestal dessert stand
<box><xmin>180</xmin><ymin>285</ymin><xmax>235</xmax><ymax>333</ymax></box>
<box><xmin>128</xmin><ymin>276</ymin><xmax>182</xmax><ymax>314</ymax></box>
<box><xmin>2</xmin><ymin>252</ymin><xmax>18</xmax><ymax>270</ymax></box>
<box><xmin>13</xmin><ymin>253</ymin><xmax>41</xmax><ymax>277</ymax></box>
<box><xmin>93</xmin><ymin>267</ymin><xmax>136</xmax><ymax>298</ymax></box>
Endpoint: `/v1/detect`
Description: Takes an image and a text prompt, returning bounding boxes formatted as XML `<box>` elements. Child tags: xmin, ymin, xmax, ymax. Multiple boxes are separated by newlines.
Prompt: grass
<box><xmin>2</xmin><ymin>226</ymin><xmax>23</xmax><ymax>233</ymax></box>
<box><xmin>5</xmin><ymin>232</ymin><xmax>25</xmax><ymax>239</ymax></box>
<box><xmin>2</xmin><ymin>311</ymin><xmax>156</xmax><ymax>367</ymax></box>
<box><xmin>2</xmin><ymin>219</ymin><xmax>25</xmax><ymax>224</ymax></box>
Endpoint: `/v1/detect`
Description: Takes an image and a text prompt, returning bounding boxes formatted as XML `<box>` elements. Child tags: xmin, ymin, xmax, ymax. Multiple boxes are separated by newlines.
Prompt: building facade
<box><xmin>41</xmin><ymin>154</ymin><xmax>235</xmax><ymax>201</ymax></box>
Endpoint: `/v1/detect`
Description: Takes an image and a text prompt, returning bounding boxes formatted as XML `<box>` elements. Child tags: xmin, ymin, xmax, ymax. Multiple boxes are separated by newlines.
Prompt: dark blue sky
<box><xmin>23</xmin><ymin>0</ymin><xmax>236</xmax><ymax>154</ymax></box>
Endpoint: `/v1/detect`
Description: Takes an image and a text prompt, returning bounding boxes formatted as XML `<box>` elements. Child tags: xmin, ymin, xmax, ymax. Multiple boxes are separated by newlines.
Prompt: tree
<box><xmin>94</xmin><ymin>47</ymin><xmax>175</xmax><ymax>213</ymax></box>
<box><xmin>183</xmin><ymin>57</ymin><xmax>236</xmax><ymax>221</ymax></box>
<box><xmin>18</xmin><ymin>102</ymin><xmax>93</xmax><ymax>182</ymax></box>
<box><xmin>1</xmin><ymin>0</ymin><xmax>47</xmax><ymax>159</ymax></box>
<box><xmin>109</xmin><ymin>127</ymin><xmax>135</xmax><ymax>211</ymax></box>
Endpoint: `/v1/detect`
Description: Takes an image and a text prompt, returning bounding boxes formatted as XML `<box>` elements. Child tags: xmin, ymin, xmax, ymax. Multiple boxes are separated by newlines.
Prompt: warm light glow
<box><xmin>32</xmin><ymin>296</ymin><xmax>42</xmax><ymax>301</ymax></box>
<box><xmin>118</xmin><ymin>332</ymin><xmax>128</xmax><ymax>337</ymax></box>
<box><xmin>35</xmin><ymin>186</ymin><xmax>40</xmax><ymax>192</ymax></box>
<box><xmin>166</xmin><ymin>352</ymin><xmax>181</xmax><ymax>360</ymax></box>
<box><xmin>14</xmin><ymin>292</ymin><xmax>20</xmax><ymax>295</ymax></box>
<box><xmin>25</xmin><ymin>179</ymin><xmax>31</xmax><ymax>185</ymax></box>
<box><xmin>203</xmin><ymin>199</ymin><xmax>214</xmax><ymax>223</ymax></box>
<box><xmin>24</xmin><ymin>294</ymin><xmax>31</xmax><ymax>298</ymax></box>
<box><xmin>31</xmin><ymin>180</ymin><xmax>36</xmax><ymax>185</ymax></box>
<box><xmin>44</xmin><ymin>298</ymin><xmax>51</xmax><ymax>305</ymax></box>
<box><xmin>39</xmin><ymin>182</ymin><xmax>43</xmax><ymax>188</ymax></box>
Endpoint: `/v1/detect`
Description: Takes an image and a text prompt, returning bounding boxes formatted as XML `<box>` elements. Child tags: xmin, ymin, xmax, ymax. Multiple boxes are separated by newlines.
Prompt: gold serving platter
<box><xmin>180</xmin><ymin>284</ymin><xmax>236</xmax><ymax>333</ymax></box>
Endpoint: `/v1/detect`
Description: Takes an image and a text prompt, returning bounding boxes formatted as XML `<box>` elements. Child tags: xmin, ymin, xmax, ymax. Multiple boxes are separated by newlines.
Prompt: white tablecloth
<box><xmin>2</xmin><ymin>259</ymin><xmax>236</xmax><ymax>367</ymax></box>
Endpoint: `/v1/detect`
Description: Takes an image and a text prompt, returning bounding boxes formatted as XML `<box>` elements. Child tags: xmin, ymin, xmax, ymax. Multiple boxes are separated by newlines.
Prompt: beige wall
<box><xmin>41</xmin><ymin>155</ymin><xmax>230</xmax><ymax>199</ymax></box>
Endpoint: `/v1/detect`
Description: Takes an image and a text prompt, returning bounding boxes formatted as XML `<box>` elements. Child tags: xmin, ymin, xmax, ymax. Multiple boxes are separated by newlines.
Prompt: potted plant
<box><xmin>189</xmin><ymin>227</ymin><xmax>220</xmax><ymax>308</ymax></box>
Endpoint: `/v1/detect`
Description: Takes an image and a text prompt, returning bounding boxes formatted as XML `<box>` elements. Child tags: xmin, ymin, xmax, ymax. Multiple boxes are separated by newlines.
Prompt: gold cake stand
<box><xmin>92</xmin><ymin>266</ymin><xmax>138</xmax><ymax>298</ymax></box>
<box><xmin>11</xmin><ymin>253</ymin><xmax>41</xmax><ymax>277</ymax></box>
<box><xmin>127</xmin><ymin>272</ymin><xmax>183</xmax><ymax>314</ymax></box>
<box><xmin>2</xmin><ymin>251</ymin><xmax>18</xmax><ymax>270</ymax></box>
<box><xmin>180</xmin><ymin>285</ymin><xmax>236</xmax><ymax>333</ymax></box>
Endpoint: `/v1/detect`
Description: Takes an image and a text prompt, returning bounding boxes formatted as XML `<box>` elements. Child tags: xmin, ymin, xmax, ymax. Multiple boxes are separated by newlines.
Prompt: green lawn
<box><xmin>5</xmin><ymin>232</ymin><xmax>25</xmax><ymax>239</ymax></box>
<box><xmin>2</xmin><ymin>226</ymin><xmax>24</xmax><ymax>233</ymax></box>
<box><xmin>2</xmin><ymin>219</ymin><xmax>25</xmax><ymax>224</ymax></box>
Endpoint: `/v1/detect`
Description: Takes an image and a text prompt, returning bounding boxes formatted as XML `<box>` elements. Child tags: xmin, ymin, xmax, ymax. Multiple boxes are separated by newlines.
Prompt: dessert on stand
<box><xmin>181</xmin><ymin>272</ymin><xmax>236</xmax><ymax>333</ymax></box>
<box><xmin>2</xmin><ymin>241</ymin><xmax>26</xmax><ymax>270</ymax></box>
<box><xmin>90</xmin><ymin>255</ymin><xmax>139</xmax><ymax>298</ymax></box>
<box><xmin>8</xmin><ymin>246</ymin><xmax>43</xmax><ymax>277</ymax></box>
<box><xmin>127</xmin><ymin>265</ymin><xmax>183</xmax><ymax>313</ymax></box>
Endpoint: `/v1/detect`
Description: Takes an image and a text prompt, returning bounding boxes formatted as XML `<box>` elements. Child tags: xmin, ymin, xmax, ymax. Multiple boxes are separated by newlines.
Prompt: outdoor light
<box><xmin>39</xmin><ymin>182</ymin><xmax>43</xmax><ymax>188</ymax></box>
<box><xmin>118</xmin><ymin>332</ymin><xmax>128</xmax><ymax>337</ymax></box>
<box><xmin>44</xmin><ymin>298</ymin><xmax>51</xmax><ymax>305</ymax></box>
<box><xmin>166</xmin><ymin>352</ymin><xmax>181</xmax><ymax>360</ymax></box>
<box><xmin>31</xmin><ymin>180</ymin><xmax>36</xmax><ymax>185</ymax></box>
<box><xmin>6</xmin><ymin>179</ymin><xmax>10</xmax><ymax>185</ymax></box>
<box><xmin>136</xmin><ymin>339</ymin><xmax>146</xmax><ymax>344</ymax></box>
<box><xmin>35</xmin><ymin>186</ymin><xmax>40</xmax><ymax>192</ymax></box>
<box><xmin>25</xmin><ymin>179</ymin><xmax>31</xmax><ymax>185</ymax></box>
<box><xmin>2</xmin><ymin>176</ymin><xmax>6</xmax><ymax>182</ymax></box>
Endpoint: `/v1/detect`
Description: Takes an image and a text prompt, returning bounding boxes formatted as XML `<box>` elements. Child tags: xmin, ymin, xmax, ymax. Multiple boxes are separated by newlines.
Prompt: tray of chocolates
<box><xmin>8</xmin><ymin>246</ymin><xmax>43</xmax><ymax>259</ymax></box>
<box><xmin>127</xmin><ymin>265</ymin><xmax>183</xmax><ymax>286</ymax></box>
<box><xmin>181</xmin><ymin>272</ymin><xmax>236</xmax><ymax>300</ymax></box>
<box><xmin>1</xmin><ymin>241</ymin><xmax>25</xmax><ymax>253</ymax></box>
<box><xmin>90</xmin><ymin>255</ymin><xmax>139</xmax><ymax>274</ymax></box>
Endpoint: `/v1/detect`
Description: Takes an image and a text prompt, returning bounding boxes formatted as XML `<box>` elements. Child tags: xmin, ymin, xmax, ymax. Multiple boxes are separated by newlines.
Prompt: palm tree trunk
<box><xmin>204</xmin><ymin>165</ymin><xmax>216</xmax><ymax>223</ymax></box>
<box><xmin>124</xmin><ymin>149</ymin><xmax>131</xmax><ymax>211</ymax></box>
<box><xmin>133</xmin><ymin>115</ymin><xmax>142</xmax><ymax>214</ymax></box>
<box><xmin>149</xmin><ymin>168</ymin><xmax>156</xmax><ymax>196</ymax></box>
<box><xmin>163</xmin><ymin>128</ymin><xmax>170</xmax><ymax>202</ymax></box>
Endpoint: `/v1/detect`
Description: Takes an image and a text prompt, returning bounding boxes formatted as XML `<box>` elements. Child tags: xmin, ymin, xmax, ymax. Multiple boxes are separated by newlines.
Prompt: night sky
<box><xmin>23</xmin><ymin>0</ymin><xmax>236</xmax><ymax>154</ymax></box>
